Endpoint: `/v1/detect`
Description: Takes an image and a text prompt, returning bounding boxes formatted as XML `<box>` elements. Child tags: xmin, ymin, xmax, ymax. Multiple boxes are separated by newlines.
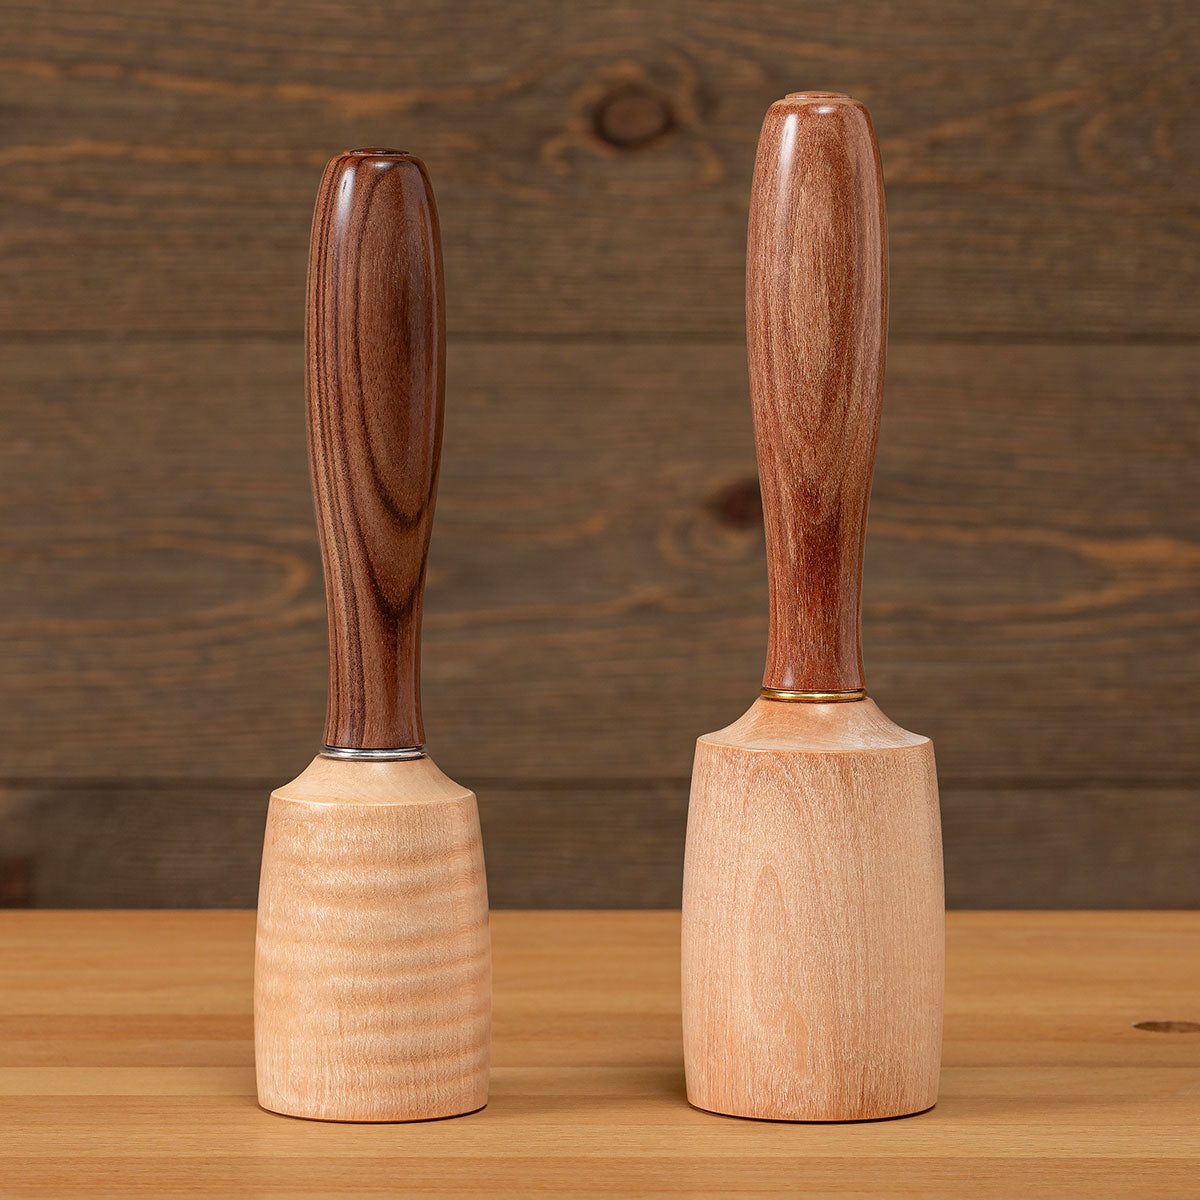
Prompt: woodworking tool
<box><xmin>255</xmin><ymin>150</ymin><xmax>490</xmax><ymax>1123</ymax></box>
<box><xmin>681</xmin><ymin>95</ymin><xmax>944</xmax><ymax>1122</ymax></box>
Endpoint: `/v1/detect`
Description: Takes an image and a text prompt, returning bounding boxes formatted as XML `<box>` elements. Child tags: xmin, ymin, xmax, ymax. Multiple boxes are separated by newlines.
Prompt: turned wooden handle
<box><xmin>306</xmin><ymin>150</ymin><xmax>445</xmax><ymax>749</ymax></box>
<box><xmin>747</xmin><ymin>94</ymin><xmax>887</xmax><ymax>694</ymax></box>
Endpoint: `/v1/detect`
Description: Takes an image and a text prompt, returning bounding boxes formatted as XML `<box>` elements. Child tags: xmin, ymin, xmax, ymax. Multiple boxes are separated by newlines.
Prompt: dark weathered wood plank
<box><xmin>2</xmin><ymin>781</ymin><xmax>1196</xmax><ymax>909</ymax></box>
<box><xmin>0</xmin><ymin>339</ymin><xmax>1196</xmax><ymax>789</ymax></box>
<box><xmin>0</xmin><ymin>0</ymin><xmax>1195</xmax><ymax>337</ymax></box>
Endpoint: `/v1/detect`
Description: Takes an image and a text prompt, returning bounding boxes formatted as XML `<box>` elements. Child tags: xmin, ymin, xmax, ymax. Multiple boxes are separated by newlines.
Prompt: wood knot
<box><xmin>594</xmin><ymin>86</ymin><xmax>674</xmax><ymax>149</ymax></box>
<box><xmin>1133</xmin><ymin>1020</ymin><xmax>1200</xmax><ymax>1033</ymax></box>
<box><xmin>0</xmin><ymin>857</ymin><xmax>32</xmax><ymax>907</ymax></box>
<box><xmin>707</xmin><ymin>479</ymin><xmax>762</xmax><ymax>530</ymax></box>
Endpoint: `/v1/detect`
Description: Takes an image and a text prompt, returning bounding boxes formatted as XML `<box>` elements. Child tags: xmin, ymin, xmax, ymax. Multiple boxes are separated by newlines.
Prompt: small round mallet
<box><xmin>254</xmin><ymin>151</ymin><xmax>490</xmax><ymax>1122</ymax></box>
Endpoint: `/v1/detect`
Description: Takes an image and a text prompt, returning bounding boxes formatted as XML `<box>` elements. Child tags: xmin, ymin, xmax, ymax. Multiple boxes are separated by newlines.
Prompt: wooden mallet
<box><xmin>681</xmin><ymin>95</ymin><xmax>944</xmax><ymax>1122</ymax></box>
<box><xmin>254</xmin><ymin>150</ymin><xmax>490</xmax><ymax>1122</ymax></box>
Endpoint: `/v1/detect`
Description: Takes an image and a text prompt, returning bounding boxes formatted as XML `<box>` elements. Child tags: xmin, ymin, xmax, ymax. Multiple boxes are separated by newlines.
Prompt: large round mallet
<box><xmin>254</xmin><ymin>150</ymin><xmax>490</xmax><ymax>1122</ymax></box>
<box><xmin>681</xmin><ymin>95</ymin><xmax>944</xmax><ymax>1122</ymax></box>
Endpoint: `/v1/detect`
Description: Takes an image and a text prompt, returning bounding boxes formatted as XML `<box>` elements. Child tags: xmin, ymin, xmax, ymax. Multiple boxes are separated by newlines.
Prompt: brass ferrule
<box><xmin>760</xmin><ymin>687</ymin><xmax>867</xmax><ymax>703</ymax></box>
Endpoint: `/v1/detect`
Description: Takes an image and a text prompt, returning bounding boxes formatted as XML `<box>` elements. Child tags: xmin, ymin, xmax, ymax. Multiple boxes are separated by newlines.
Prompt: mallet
<box><xmin>254</xmin><ymin>150</ymin><xmax>490</xmax><ymax>1122</ymax></box>
<box><xmin>681</xmin><ymin>95</ymin><xmax>944</xmax><ymax>1122</ymax></box>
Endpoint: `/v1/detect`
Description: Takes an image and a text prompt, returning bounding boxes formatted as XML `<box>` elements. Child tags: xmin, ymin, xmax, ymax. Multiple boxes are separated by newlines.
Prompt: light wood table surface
<box><xmin>2</xmin><ymin>911</ymin><xmax>1198</xmax><ymax>1197</ymax></box>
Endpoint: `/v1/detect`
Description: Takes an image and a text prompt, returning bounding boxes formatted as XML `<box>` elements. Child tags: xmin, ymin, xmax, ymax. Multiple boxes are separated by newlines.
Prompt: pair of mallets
<box><xmin>254</xmin><ymin>93</ymin><xmax>944</xmax><ymax>1124</ymax></box>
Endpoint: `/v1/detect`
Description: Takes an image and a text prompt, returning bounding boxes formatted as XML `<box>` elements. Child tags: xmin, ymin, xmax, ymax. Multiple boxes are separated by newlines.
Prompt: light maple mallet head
<box><xmin>254</xmin><ymin>150</ymin><xmax>490</xmax><ymax>1122</ymax></box>
<box><xmin>681</xmin><ymin>94</ymin><xmax>944</xmax><ymax>1122</ymax></box>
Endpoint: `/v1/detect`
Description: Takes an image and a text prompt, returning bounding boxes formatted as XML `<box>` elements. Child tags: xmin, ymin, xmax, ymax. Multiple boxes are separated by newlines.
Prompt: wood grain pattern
<box><xmin>4</xmin><ymin>780</ymin><xmax>1200</xmax><ymax>910</ymax></box>
<box><xmin>255</xmin><ymin>757</ymin><xmax>490</xmax><ymax>1121</ymax></box>
<box><xmin>3</xmin><ymin>911</ymin><xmax>1199</xmax><ymax>1196</ymax></box>
<box><xmin>0</xmin><ymin>1</ymin><xmax>1194</xmax><ymax>339</ymax></box>
<box><xmin>1</xmin><ymin>335</ymin><xmax>1196</xmax><ymax>907</ymax></box>
<box><xmin>0</xmin><ymin>0</ymin><xmax>1196</xmax><ymax>909</ymax></box>
<box><xmin>748</xmin><ymin>94</ymin><xmax>886</xmax><ymax>693</ymax></box>
<box><xmin>1</xmin><ymin>340</ymin><xmax>1194</xmax><ymax>787</ymax></box>
<box><xmin>306</xmin><ymin>150</ymin><xmax>444</xmax><ymax>749</ymax></box>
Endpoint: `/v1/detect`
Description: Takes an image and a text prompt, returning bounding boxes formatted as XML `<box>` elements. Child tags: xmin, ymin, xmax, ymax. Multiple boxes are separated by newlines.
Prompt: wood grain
<box><xmin>0</xmin><ymin>333</ymin><xmax>1196</xmax><ymax>907</ymax></box>
<box><xmin>0</xmin><ymin>0</ymin><xmax>1196</xmax><ymax>909</ymax></box>
<box><xmin>4</xmin><ymin>780</ymin><xmax>1200</xmax><ymax>910</ymax></box>
<box><xmin>255</xmin><ymin>756</ymin><xmax>490</xmax><ymax>1121</ymax></box>
<box><xmin>0</xmin><ymin>1</ymin><xmax>1195</xmax><ymax>339</ymax></box>
<box><xmin>748</xmin><ymin>94</ymin><xmax>887</xmax><ymax>693</ymax></box>
<box><xmin>3</xmin><ymin>340</ymin><xmax>1193</xmax><ymax>788</ymax></box>
<box><xmin>2</xmin><ymin>911</ymin><xmax>1199</xmax><ymax>1196</ymax></box>
<box><xmin>306</xmin><ymin>150</ymin><xmax>445</xmax><ymax>749</ymax></box>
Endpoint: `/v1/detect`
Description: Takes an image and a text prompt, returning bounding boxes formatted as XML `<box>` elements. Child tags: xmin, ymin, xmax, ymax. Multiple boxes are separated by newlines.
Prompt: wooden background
<box><xmin>1</xmin><ymin>1</ymin><xmax>1197</xmax><ymax>909</ymax></box>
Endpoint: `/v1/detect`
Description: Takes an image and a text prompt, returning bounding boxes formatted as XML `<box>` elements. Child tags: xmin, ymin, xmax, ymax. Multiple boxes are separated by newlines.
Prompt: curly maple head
<box><xmin>306</xmin><ymin>150</ymin><xmax>445</xmax><ymax>750</ymax></box>
<box><xmin>747</xmin><ymin>94</ymin><xmax>887</xmax><ymax>695</ymax></box>
<box><xmin>255</xmin><ymin>756</ymin><xmax>491</xmax><ymax>1122</ymax></box>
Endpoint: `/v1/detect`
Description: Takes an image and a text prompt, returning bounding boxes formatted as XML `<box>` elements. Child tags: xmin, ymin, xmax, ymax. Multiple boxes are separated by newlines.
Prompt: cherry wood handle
<box><xmin>306</xmin><ymin>150</ymin><xmax>445</xmax><ymax>749</ymax></box>
<box><xmin>747</xmin><ymin>94</ymin><xmax>887</xmax><ymax>694</ymax></box>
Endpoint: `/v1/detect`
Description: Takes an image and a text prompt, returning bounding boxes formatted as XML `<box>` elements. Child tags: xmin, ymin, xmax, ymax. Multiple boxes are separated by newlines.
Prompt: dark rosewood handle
<box><xmin>747</xmin><ymin>94</ymin><xmax>887</xmax><ymax>694</ymax></box>
<box><xmin>306</xmin><ymin>150</ymin><xmax>445</xmax><ymax>749</ymax></box>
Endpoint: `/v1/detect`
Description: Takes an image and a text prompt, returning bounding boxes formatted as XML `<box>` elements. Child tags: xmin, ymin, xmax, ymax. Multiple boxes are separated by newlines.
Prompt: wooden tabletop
<box><xmin>3</xmin><ymin>911</ymin><xmax>1198</xmax><ymax>1197</ymax></box>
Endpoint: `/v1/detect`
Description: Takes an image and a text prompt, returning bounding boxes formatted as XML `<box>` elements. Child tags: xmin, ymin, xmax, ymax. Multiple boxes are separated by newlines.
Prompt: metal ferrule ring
<box><xmin>320</xmin><ymin>745</ymin><xmax>426</xmax><ymax>761</ymax></box>
<box><xmin>760</xmin><ymin>687</ymin><xmax>867</xmax><ymax>704</ymax></box>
